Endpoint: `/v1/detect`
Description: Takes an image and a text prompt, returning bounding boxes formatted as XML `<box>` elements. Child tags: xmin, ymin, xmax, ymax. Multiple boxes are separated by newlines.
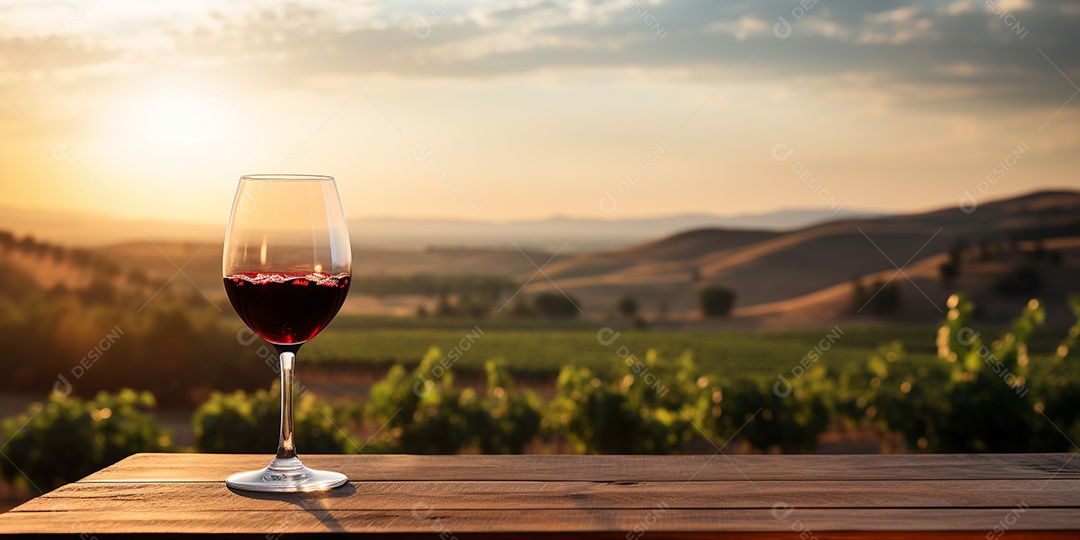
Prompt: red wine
<box><xmin>224</xmin><ymin>272</ymin><xmax>350</xmax><ymax>345</ymax></box>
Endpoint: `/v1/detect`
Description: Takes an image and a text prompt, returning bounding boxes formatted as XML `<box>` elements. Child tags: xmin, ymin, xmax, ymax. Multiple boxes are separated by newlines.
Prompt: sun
<box><xmin>137</xmin><ymin>94</ymin><xmax>221</xmax><ymax>148</ymax></box>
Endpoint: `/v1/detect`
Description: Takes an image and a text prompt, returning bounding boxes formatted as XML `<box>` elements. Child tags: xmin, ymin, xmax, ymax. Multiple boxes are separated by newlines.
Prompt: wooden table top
<box><xmin>1</xmin><ymin>453</ymin><xmax>1079</xmax><ymax>538</ymax></box>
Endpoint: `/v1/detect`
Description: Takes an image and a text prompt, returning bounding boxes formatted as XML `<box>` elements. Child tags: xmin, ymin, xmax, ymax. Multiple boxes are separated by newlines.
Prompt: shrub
<box><xmin>1058</xmin><ymin>294</ymin><xmax>1080</xmax><ymax>360</ymax></box>
<box><xmin>533</xmin><ymin>293</ymin><xmax>581</xmax><ymax>318</ymax></box>
<box><xmin>363</xmin><ymin>349</ymin><xmax>544</xmax><ymax>454</ymax></box>
<box><xmin>466</xmin><ymin>361</ymin><xmax>543</xmax><ymax>453</ymax></box>
<box><xmin>699</xmin><ymin>286</ymin><xmax>735</xmax><ymax>318</ymax></box>
<box><xmin>715</xmin><ymin>370</ymin><xmax>834</xmax><ymax>453</ymax></box>
<box><xmin>846</xmin><ymin>293</ymin><xmax>1075</xmax><ymax>453</ymax></box>
<box><xmin>364</xmin><ymin>348</ymin><xmax>474</xmax><ymax>454</ymax></box>
<box><xmin>193</xmin><ymin>384</ymin><xmax>353</xmax><ymax>454</ymax></box>
<box><xmin>0</xmin><ymin>290</ymin><xmax>275</xmax><ymax>407</ymax></box>
<box><xmin>938</xmin><ymin>260</ymin><xmax>960</xmax><ymax>286</ymax></box>
<box><xmin>994</xmin><ymin>264</ymin><xmax>1042</xmax><ymax>296</ymax></box>
<box><xmin>549</xmin><ymin>350</ymin><xmax>704</xmax><ymax>454</ymax></box>
<box><xmin>852</xmin><ymin>279</ymin><xmax>901</xmax><ymax>315</ymax></box>
<box><xmin>616</xmin><ymin>294</ymin><xmax>639</xmax><ymax>318</ymax></box>
<box><xmin>0</xmin><ymin>389</ymin><xmax>173</xmax><ymax>492</ymax></box>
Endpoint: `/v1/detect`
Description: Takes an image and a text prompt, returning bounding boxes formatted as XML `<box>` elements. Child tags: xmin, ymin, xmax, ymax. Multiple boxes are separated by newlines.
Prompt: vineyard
<box><xmin>4</xmin><ymin>294</ymin><xmax>1080</xmax><ymax>493</ymax></box>
<box><xmin>303</xmin><ymin>321</ymin><xmax>949</xmax><ymax>379</ymax></box>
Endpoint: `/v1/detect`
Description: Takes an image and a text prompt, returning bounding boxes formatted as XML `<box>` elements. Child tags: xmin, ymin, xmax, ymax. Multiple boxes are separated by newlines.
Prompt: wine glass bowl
<box><xmin>222</xmin><ymin>174</ymin><xmax>351</xmax><ymax>492</ymax></box>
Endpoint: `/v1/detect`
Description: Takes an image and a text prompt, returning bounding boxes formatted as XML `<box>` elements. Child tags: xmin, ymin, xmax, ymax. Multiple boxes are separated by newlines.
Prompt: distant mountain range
<box><xmin>0</xmin><ymin>206</ymin><xmax>884</xmax><ymax>250</ymax></box>
<box><xmin>345</xmin><ymin>209</ymin><xmax>886</xmax><ymax>251</ymax></box>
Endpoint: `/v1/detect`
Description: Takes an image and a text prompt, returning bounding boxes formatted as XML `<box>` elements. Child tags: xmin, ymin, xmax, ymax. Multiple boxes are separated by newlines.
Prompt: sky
<box><xmin>0</xmin><ymin>0</ymin><xmax>1078</xmax><ymax>225</ymax></box>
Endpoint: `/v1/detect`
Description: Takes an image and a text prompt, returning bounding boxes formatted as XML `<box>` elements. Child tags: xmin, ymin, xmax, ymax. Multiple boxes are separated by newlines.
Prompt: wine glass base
<box><xmin>226</xmin><ymin>458</ymin><xmax>347</xmax><ymax>493</ymax></box>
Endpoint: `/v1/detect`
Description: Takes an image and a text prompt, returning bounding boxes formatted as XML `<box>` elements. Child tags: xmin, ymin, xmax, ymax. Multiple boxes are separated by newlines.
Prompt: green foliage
<box><xmin>842</xmin><ymin>342</ymin><xmax>949</xmax><ymax>451</ymax></box>
<box><xmin>193</xmin><ymin>384</ymin><xmax>352</xmax><ymax>453</ymax></box>
<box><xmin>506</xmin><ymin>299</ymin><xmax>538</xmax><ymax>318</ymax></box>
<box><xmin>699</xmin><ymin>286</ymin><xmax>735</xmax><ymax>318</ymax></box>
<box><xmin>616</xmin><ymin>294</ymin><xmax>639</xmax><ymax>318</ymax></box>
<box><xmin>365</xmin><ymin>348</ymin><xmax>543</xmax><ymax>454</ymax></box>
<box><xmin>994</xmin><ymin>264</ymin><xmax>1043</xmax><ymax>296</ymax></box>
<box><xmin>851</xmin><ymin>279</ymin><xmax>902</xmax><ymax>315</ymax></box>
<box><xmin>938</xmin><ymin>259</ymin><xmax>960</xmax><ymax>286</ymax></box>
<box><xmin>8</xmin><ymin>293</ymin><xmax>1080</xmax><ymax>468</ymax></box>
<box><xmin>433</xmin><ymin>291</ymin><xmax>498</xmax><ymax>319</ymax></box>
<box><xmin>1058</xmin><ymin>294</ymin><xmax>1080</xmax><ymax>360</ymax></box>
<box><xmin>0</xmin><ymin>284</ymin><xmax>279</xmax><ymax>407</ymax></box>
<box><xmin>532</xmin><ymin>293</ymin><xmax>581</xmax><ymax>318</ymax></box>
<box><xmin>853</xmin><ymin>294</ymin><xmax>1061</xmax><ymax>452</ymax></box>
<box><xmin>365</xmin><ymin>348</ymin><xmax>473</xmax><ymax>454</ymax></box>
<box><xmin>304</xmin><ymin>324</ymin><xmax>945</xmax><ymax>380</ymax></box>
<box><xmin>467</xmin><ymin>361</ymin><xmax>543</xmax><ymax>453</ymax></box>
<box><xmin>549</xmin><ymin>348</ymin><xmax>835</xmax><ymax>454</ymax></box>
<box><xmin>549</xmin><ymin>350</ymin><xmax>701</xmax><ymax>454</ymax></box>
<box><xmin>0</xmin><ymin>389</ymin><xmax>172</xmax><ymax>492</ymax></box>
<box><xmin>715</xmin><ymin>369</ymin><xmax>834</xmax><ymax>453</ymax></box>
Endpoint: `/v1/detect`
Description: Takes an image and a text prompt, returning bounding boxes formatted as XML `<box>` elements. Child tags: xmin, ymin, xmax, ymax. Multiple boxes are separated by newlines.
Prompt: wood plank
<box><xmin>80</xmin><ymin>453</ymin><xmax>1080</xmax><ymax>483</ymax></box>
<box><xmin>5</xmin><ymin>454</ymin><xmax>1077</xmax><ymax>536</ymax></box>
<box><xmin>1</xmin><ymin>508</ymin><xmax>1077</xmax><ymax>537</ymax></box>
<box><xmin>14</xmin><ymin>479</ymin><xmax>1079</xmax><ymax>513</ymax></box>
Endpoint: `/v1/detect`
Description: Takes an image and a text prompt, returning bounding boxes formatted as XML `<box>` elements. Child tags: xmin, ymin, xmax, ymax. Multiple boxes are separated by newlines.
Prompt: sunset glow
<box><xmin>0</xmin><ymin>0</ymin><xmax>1077</xmax><ymax>227</ymax></box>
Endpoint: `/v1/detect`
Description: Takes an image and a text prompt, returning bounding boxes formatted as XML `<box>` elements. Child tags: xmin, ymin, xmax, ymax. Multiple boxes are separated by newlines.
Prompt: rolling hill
<box><xmin>2</xmin><ymin>190</ymin><xmax>1076</xmax><ymax>329</ymax></box>
<box><xmin>523</xmin><ymin>190</ymin><xmax>1080</xmax><ymax>326</ymax></box>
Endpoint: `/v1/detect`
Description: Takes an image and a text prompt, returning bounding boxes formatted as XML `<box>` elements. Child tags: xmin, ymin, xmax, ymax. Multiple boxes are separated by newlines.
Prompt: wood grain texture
<box><xmin>0</xmin><ymin>453</ymin><xmax>1078</xmax><ymax>537</ymax></box>
<box><xmin>2</xmin><ymin>509</ymin><xmax>1078</xmax><ymax>537</ymax></box>
<box><xmin>78</xmin><ymin>452</ymin><xmax>1080</xmax><ymax>482</ymax></box>
<box><xmin>17</xmin><ymin>479</ymin><xmax>1080</xmax><ymax>511</ymax></box>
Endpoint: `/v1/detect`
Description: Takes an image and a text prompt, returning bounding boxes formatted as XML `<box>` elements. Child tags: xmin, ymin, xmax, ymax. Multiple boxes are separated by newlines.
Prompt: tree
<box><xmin>699</xmin><ymin>286</ymin><xmax>735</xmax><ymax>318</ymax></box>
<box><xmin>868</xmin><ymin>281</ymin><xmax>901</xmax><ymax>315</ymax></box>
<box><xmin>850</xmin><ymin>277</ymin><xmax>867</xmax><ymax>312</ymax></box>
<box><xmin>994</xmin><ymin>265</ymin><xmax>1042</xmax><ymax>296</ymax></box>
<box><xmin>616</xmin><ymin>294</ymin><xmax>639</xmax><ymax>318</ymax></box>
<box><xmin>852</xmin><ymin>279</ymin><xmax>901</xmax><ymax>316</ymax></box>
<box><xmin>533</xmin><ymin>293</ymin><xmax>580</xmax><ymax>318</ymax></box>
<box><xmin>1049</xmin><ymin>250</ymin><xmax>1064</xmax><ymax>267</ymax></box>
<box><xmin>507</xmin><ymin>299</ymin><xmax>537</xmax><ymax>318</ymax></box>
<box><xmin>435</xmin><ymin>292</ymin><xmax>454</xmax><ymax>317</ymax></box>
<box><xmin>1030</xmin><ymin>240</ymin><xmax>1047</xmax><ymax>262</ymax></box>
<box><xmin>938</xmin><ymin>259</ymin><xmax>960</xmax><ymax>286</ymax></box>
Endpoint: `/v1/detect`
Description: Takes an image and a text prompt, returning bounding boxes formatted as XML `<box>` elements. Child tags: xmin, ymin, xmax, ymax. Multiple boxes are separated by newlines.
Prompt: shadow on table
<box><xmin>228</xmin><ymin>483</ymin><xmax>357</xmax><ymax>533</ymax></box>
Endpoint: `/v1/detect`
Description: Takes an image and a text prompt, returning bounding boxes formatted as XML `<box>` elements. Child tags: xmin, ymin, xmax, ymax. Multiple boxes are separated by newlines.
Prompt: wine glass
<box><xmin>222</xmin><ymin>174</ymin><xmax>352</xmax><ymax>492</ymax></box>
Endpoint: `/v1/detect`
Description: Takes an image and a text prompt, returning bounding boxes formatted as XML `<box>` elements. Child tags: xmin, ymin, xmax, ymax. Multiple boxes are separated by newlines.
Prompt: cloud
<box><xmin>0</xmin><ymin>0</ymin><xmax>1078</xmax><ymax>114</ymax></box>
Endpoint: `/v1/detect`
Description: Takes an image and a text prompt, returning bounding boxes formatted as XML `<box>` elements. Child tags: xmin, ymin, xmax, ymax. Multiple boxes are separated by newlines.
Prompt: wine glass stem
<box><xmin>273</xmin><ymin>345</ymin><xmax>300</xmax><ymax>465</ymax></box>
